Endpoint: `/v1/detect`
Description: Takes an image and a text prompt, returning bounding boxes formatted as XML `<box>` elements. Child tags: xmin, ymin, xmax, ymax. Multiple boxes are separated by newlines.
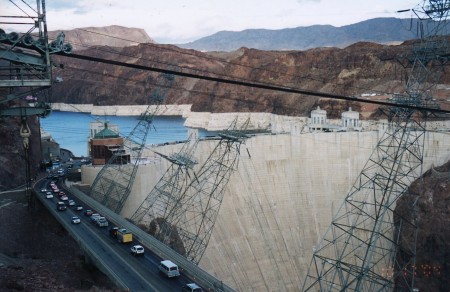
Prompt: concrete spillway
<box><xmin>81</xmin><ymin>130</ymin><xmax>450</xmax><ymax>291</ymax></box>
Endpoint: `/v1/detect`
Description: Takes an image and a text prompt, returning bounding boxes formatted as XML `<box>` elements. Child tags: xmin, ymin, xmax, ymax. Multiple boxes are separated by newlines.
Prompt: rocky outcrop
<box><xmin>0</xmin><ymin>95</ymin><xmax>41</xmax><ymax>191</ymax></box>
<box><xmin>51</xmin><ymin>39</ymin><xmax>450</xmax><ymax>117</ymax></box>
<box><xmin>395</xmin><ymin>162</ymin><xmax>450</xmax><ymax>291</ymax></box>
<box><xmin>48</xmin><ymin>25</ymin><xmax>154</xmax><ymax>51</ymax></box>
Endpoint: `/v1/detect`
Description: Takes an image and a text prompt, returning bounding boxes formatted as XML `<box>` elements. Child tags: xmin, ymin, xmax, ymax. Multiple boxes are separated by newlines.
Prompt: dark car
<box><xmin>109</xmin><ymin>226</ymin><xmax>119</xmax><ymax>238</ymax></box>
<box><xmin>56</xmin><ymin>202</ymin><xmax>66</xmax><ymax>211</ymax></box>
<box><xmin>84</xmin><ymin>209</ymin><xmax>93</xmax><ymax>216</ymax></box>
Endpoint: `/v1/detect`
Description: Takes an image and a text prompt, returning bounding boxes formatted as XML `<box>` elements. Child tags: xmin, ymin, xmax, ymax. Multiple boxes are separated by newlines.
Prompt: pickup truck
<box><xmin>96</xmin><ymin>217</ymin><xmax>109</xmax><ymax>227</ymax></box>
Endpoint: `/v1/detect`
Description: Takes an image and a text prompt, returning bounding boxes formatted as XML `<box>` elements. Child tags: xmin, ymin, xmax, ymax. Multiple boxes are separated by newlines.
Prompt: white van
<box><xmin>158</xmin><ymin>260</ymin><xmax>180</xmax><ymax>278</ymax></box>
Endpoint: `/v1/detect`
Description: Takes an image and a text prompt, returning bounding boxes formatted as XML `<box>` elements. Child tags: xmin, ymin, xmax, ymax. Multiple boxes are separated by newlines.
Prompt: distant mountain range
<box><xmin>177</xmin><ymin>18</ymin><xmax>437</xmax><ymax>52</ymax></box>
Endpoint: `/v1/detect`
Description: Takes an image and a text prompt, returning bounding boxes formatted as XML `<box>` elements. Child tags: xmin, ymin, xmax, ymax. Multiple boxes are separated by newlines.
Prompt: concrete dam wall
<box><xmin>81</xmin><ymin>130</ymin><xmax>450</xmax><ymax>291</ymax></box>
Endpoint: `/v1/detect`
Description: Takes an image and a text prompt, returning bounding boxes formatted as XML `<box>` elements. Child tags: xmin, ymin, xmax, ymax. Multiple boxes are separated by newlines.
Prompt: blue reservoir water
<box><xmin>40</xmin><ymin>111</ymin><xmax>205</xmax><ymax>157</ymax></box>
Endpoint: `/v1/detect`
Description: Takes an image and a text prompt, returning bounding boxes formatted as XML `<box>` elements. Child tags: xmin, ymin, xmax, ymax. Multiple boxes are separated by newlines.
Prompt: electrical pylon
<box><xmin>130</xmin><ymin>135</ymin><xmax>199</xmax><ymax>225</ymax></box>
<box><xmin>88</xmin><ymin>72</ymin><xmax>175</xmax><ymax>213</ymax></box>
<box><xmin>302</xmin><ymin>1</ymin><xmax>449</xmax><ymax>291</ymax></box>
<box><xmin>133</xmin><ymin>117</ymin><xmax>249</xmax><ymax>264</ymax></box>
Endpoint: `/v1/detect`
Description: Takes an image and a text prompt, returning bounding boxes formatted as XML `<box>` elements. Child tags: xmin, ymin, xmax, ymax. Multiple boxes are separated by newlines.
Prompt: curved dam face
<box><xmin>81</xmin><ymin>130</ymin><xmax>450</xmax><ymax>291</ymax></box>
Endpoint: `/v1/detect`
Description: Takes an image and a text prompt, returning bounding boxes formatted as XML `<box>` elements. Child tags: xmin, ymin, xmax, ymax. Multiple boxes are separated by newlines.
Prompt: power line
<box><xmin>58</xmin><ymin>51</ymin><xmax>450</xmax><ymax>115</ymax></box>
<box><xmin>45</xmin><ymin>27</ymin><xmax>417</xmax><ymax>99</ymax></box>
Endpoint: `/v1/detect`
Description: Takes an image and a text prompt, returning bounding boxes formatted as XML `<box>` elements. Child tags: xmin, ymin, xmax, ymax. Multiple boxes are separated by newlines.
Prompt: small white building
<box><xmin>341</xmin><ymin>107</ymin><xmax>362</xmax><ymax>131</ymax></box>
<box><xmin>308</xmin><ymin>106</ymin><xmax>327</xmax><ymax>131</ymax></box>
<box><xmin>307</xmin><ymin>106</ymin><xmax>363</xmax><ymax>132</ymax></box>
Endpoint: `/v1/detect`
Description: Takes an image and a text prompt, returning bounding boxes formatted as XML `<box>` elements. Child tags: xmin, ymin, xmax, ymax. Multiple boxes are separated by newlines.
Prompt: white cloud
<box><xmin>2</xmin><ymin>0</ymin><xmax>420</xmax><ymax>44</ymax></box>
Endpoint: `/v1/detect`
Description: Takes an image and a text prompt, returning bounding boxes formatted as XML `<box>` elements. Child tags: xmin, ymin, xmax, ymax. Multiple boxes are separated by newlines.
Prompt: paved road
<box><xmin>34</xmin><ymin>177</ymin><xmax>198</xmax><ymax>292</ymax></box>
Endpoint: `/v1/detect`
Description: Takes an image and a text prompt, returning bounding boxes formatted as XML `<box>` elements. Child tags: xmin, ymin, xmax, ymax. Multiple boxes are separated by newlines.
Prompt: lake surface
<box><xmin>40</xmin><ymin>111</ymin><xmax>211</xmax><ymax>157</ymax></box>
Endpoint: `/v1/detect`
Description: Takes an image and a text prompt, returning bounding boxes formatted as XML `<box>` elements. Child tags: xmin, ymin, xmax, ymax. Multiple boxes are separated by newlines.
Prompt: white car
<box><xmin>68</xmin><ymin>200</ymin><xmax>75</xmax><ymax>206</ymax></box>
<box><xmin>130</xmin><ymin>245</ymin><xmax>145</xmax><ymax>256</ymax></box>
<box><xmin>90</xmin><ymin>213</ymin><xmax>101</xmax><ymax>222</ymax></box>
<box><xmin>182</xmin><ymin>283</ymin><xmax>203</xmax><ymax>292</ymax></box>
<box><xmin>45</xmin><ymin>192</ymin><xmax>53</xmax><ymax>199</ymax></box>
<box><xmin>40</xmin><ymin>188</ymin><xmax>47</xmax><ymax>193</ymax></box>
<box><xmin>71</xmin><ymin>216</ymin><xmax>81</xmax><ymax>224</ymax></box>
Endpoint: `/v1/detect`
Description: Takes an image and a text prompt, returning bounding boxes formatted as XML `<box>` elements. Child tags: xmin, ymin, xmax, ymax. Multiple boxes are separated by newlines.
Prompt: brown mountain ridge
<box><xmin>51</xmin><ymin>36</ymin><xmax>450</xmax><ymax>118</ymax></box>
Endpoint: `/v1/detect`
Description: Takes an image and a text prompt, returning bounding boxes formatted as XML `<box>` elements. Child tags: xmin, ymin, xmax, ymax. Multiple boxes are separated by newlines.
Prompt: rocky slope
<box><xmin>0</xmin><ymin>97</ymin><xmax>41</xmax><ymax>191</ymax></box>
<box><xmin>51</xmin><ymin>38</ymin><xmax>450</xmax><ymax>118</ymax></box>
<box><xmin>395</xmin><ymin>161</ymin><xmax>450</xmax><ymax>291</ymax></box>
<box><xmin>48</xmin><ymin>25</ymin><xmax>154</xmax><ymax>51</ymax></box>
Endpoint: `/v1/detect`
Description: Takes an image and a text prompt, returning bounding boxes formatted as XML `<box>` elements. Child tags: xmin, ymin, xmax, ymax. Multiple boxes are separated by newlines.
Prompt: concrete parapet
<box><xmin>50</xmin><ymin>103</ymin><xmax>192</xmax><ymax>116</ymax></box>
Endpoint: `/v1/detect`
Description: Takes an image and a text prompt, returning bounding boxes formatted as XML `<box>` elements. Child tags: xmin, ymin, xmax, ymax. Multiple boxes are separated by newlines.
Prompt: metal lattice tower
<box><xmin>88</xmin><ymin>72</ymin><xmax>175</xmax><ymax>213</ymax></box>
<box><xmin>302</xmin><ymin>1</ymin><xmax>449</xmax><ymax>291</ymax></box>
<box><xmin>1</xmin><ymin>0</ymin><xmax>51</xmax><ymax>89</ymax></box>
<box><xmin>160</xmin><ymin>117</ymin><xmax>249</xmax><ymax>264</ymax></box>
<box><xmin>134</xmin><ymin>118</ymin><xmax>249</xmax><ymax>264</ymax></box>
<box><xmin>1</xmin><ymin>0</ymin><xmax>71</xmax><ymax>116</ymax></box>
<box><xmin>130</xmin><ymin>135</ymin><xmax>199</xmax><ymax>224</ymax></box>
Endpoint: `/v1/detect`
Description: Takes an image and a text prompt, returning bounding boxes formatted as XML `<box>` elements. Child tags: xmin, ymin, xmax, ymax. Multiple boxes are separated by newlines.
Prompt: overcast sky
<box><xmin>3</xmin><ymin>0</ymin><xmax>422</xmax><ymax>44</ymax></box>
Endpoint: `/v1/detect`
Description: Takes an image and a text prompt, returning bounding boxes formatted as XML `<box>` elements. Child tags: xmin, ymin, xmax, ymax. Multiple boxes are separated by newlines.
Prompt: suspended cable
<box><xmin>52</xmin><ymin>20</ymin><xmax>422</xmax><ymax>97</ymax></box>
<box><xmin>57</xmin><ymin>51</ymin><xmax>450</xmax><ymax>115</ymax></box>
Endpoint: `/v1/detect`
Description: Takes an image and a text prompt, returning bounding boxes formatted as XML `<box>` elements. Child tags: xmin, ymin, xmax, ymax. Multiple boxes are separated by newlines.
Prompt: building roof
<box><xmin>94</xmin><ymin>123</ymin><xmax>120</xmax><ymax>139</ymax></box>
<box><xmin>311</xmin><ymin>106</ymin><xmax>326</xmax><ymax>115</ymax></box>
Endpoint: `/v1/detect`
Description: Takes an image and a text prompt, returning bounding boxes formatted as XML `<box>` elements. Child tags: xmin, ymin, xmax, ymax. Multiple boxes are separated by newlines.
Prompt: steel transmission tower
<box><xmin>130</xmin><ymin>135</ymin><xmax>199</xmax><ymax>225</ymax></box>
<box><xmin>302</xmin><ymin>1</ymin><xmax>449</xmax><ymax>291</ymax></box>
<box><xmin>88</xmin><ymin>72</ymin><xmax>175</xmax><ymax>213</ymax></box>
<box><xmin>133</xmin><ymin>118</ymin><xmax>249</xmax><ymax>264</ymax></box>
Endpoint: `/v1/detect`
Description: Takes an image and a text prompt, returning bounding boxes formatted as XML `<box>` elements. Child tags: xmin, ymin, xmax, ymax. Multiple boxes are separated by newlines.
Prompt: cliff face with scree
<box><xmin>51</xmin><ymin>36</ymin><xmax>450</xmax><ymax>117</ymax></box>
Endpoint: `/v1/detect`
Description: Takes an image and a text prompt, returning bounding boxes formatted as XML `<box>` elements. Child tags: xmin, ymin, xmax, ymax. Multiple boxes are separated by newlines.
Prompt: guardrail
<box><xmin>68</xmin><ymin>185</ymin><xmax>235</xmax><ymax>292</ymax></box>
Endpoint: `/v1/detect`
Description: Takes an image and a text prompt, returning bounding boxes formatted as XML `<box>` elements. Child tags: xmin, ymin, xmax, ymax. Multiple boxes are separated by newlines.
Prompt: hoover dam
<box><xmin>79</xmin><ymin>111</ymin><xmax>450</xmax><ymax>291</ymax></box>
